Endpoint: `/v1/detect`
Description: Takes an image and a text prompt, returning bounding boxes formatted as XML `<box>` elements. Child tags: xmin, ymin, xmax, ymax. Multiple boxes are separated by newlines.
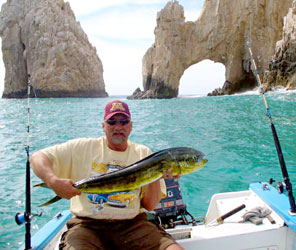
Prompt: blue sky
<box><xmin>0</xmin><ymin>0</ymin><xmax>225</xmax><ymax>96</ymax></box>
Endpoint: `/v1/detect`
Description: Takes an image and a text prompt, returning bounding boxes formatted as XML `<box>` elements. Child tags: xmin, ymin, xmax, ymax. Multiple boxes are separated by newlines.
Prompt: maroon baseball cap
<box><xmin>104</xmin><ymin>100</ymin><xmax>131</xmax><ymax>120</ymax></box>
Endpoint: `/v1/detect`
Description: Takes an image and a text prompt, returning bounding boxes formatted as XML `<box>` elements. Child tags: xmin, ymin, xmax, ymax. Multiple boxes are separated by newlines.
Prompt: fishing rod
<box><xmin>15</xmin><ymin>74</ymin><xmax>41</xmax><ymax>250</ymax></box>
<box><xmin>245</xmin><ymin>37</ymin><xmax>296</xmax><ymax>214</ymax></box>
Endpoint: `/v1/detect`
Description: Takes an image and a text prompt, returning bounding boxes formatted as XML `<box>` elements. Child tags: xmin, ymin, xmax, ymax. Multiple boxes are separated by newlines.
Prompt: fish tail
<box><xmin>38</xmin><ymin>196</ymin><xmax>62</xmax><ymax>207</ymax></box>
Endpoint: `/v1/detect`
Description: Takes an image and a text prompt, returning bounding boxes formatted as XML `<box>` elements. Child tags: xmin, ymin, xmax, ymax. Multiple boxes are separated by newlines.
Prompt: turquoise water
<box><xmin>0</xmin><ymin>91</ymin><xmax>295</xmax><ymax>249</ymax></box>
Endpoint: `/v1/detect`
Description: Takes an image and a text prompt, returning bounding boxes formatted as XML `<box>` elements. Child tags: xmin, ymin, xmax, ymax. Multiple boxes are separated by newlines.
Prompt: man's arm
<box><xmin>141</xmin><ymin>179</ymin><xmax>162</xmax><ymax>211</ymax></box>
<box><xmin>141</xmin><ymin>169</ymin><xmax>180</xmax><ymax>211</ymax></box>
<box><xmin>30</xmin><ymin>151</ymin><xmax>81</xmax><ymax>199</ymax></box>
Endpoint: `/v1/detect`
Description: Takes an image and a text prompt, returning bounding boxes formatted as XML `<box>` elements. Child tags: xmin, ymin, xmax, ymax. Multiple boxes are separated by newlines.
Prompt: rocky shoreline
<box><xmin>2</xmin><ymin>88</ymin><xmax>108</xmax><ymax>99</ymax></box>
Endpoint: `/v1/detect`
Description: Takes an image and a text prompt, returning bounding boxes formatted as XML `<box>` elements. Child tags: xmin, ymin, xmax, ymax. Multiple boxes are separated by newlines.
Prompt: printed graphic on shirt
<box><xmin>87</xmin><ymin>191</ymin><xmax>136</xmax><ymax>208</ymax></box>
<box><xmin>87</xmin><ymin>161</ymin><xmax>138</xmax><ymax>215</ymax></box>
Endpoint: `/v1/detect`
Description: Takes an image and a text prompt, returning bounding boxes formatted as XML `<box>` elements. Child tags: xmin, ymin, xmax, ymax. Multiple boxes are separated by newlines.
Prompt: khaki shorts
<box><xmin>59</xmin><ymin>213</ymin><xmax>177</xmax><ymax>250</ymax></box>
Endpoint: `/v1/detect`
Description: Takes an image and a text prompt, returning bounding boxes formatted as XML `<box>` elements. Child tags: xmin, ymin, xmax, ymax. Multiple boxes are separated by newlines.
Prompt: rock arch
<box><xmin>128</xmin><ymin>0</ymin><xmax>292</xmax><ymax>99</ymax></box>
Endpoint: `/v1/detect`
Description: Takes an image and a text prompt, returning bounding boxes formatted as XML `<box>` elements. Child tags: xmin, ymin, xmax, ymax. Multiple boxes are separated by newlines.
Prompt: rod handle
<box><xmin>217</xmin><ymin>204</ymin><xmax>246</xmax><ymax>223</ymax></box>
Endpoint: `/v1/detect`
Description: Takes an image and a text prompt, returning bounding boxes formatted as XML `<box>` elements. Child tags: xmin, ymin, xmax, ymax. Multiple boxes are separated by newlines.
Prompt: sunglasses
<box><xmin>105</xmin><ymin>119</ymin><xmax>130</xmax><ymax>126</ymax></box>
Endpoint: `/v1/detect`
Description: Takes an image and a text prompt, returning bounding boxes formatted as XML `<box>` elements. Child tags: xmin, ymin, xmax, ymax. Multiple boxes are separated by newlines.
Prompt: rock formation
<box><xmin>128</xmin><ymin>0</ymin><xmax>292</xmax><ymax>99</ymax></box>
<box><xmin>263</xmin><ymin>0</ymin><xmax>296</xmax><ymax>90</ymax></box>
<box><xmin>0</xmin><ymin>0</ymin><xmax>107</xmax><ymax>98</ymax></box>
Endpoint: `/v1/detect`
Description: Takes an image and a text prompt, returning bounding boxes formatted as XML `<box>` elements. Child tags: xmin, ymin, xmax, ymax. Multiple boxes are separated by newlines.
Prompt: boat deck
<box><xmin>170</xmin><ymin>183</ymin><xmax>296</xmax><ymax>250</ymax></box>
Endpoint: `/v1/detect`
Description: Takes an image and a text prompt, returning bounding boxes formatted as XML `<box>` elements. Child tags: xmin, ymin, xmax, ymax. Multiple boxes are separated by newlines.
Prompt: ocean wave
<box><xmin>178</xmin><ymin>94</ymin><xmax>207</xmax><ymax>98</ymax></box>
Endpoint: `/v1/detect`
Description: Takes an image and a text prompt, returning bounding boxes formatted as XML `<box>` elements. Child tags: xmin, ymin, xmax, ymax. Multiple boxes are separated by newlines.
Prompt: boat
<box><xmin>16</xmin><ymin>180</ymin><xmax>296</xmax><ymax>250</ymax></box>
<box><xmin>15</xmin><ymin>40</ymin><xmax>296</xmax><ymax>250</ymax></box>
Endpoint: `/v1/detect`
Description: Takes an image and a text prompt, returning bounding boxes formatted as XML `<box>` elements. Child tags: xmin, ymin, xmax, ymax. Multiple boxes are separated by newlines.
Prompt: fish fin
<box><xmin>34</xmin><ymin>183</ymin><xmax>49</xmax><ymax>188</ymax></box>
<box><xmin>38</xmin><ymin>196</ymin><xmax>62</xmax><ymax>207</ymax></box>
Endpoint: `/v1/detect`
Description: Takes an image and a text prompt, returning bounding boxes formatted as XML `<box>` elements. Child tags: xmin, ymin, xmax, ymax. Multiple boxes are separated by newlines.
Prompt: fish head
<box><xmin>177</xmin><ymin>149</ymin><xmax>208</xmax><ymax>175</ymax></box>
<box><xmin>178</xmin><ymin>158</ymin><xmax>208</xmax><ymax>174</ymax></box>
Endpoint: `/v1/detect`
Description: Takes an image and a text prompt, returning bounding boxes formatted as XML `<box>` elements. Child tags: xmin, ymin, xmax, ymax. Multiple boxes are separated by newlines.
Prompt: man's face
<box><xmin>102</xmin><ymin>113</ymin><xmax>133</xmax><ymax>151</ymax></box>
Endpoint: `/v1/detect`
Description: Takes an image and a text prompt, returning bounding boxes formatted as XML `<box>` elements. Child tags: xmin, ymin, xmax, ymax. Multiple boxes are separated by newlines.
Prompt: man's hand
<box><xmin>31</xmin><ymin>151</ymin><xmax>81</xmax><ymax>199</ymax></box>
<box><xmin>162</xmin><ymin>169</ymin><xmax>181</xmax><ymax>180</ymax></box>
<box><xmin>47</xmin><ymin>177</ymin><xmax>81</xmax><ymax>199</ymax></box>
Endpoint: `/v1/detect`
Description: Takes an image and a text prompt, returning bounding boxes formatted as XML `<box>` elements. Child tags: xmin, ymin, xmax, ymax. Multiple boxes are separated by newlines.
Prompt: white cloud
<box><xmin>80</xmin><ymin>7</ymin><xmax>157</xmax><ymax>41</ymax></box>
<box><xmin>67</xmin><ymin>0</ymin><xmax>162</xmax><ymax>17</ymax></box>
<box><xmin>90</xmin><ymin>37</ymin><xmax>145</xmax><ymax>95</ymax></box>
<box><xmin>0</xmin><ymin>0</ymin><xmax>224</xmax><ymax>97</ymax></box>
<box><xmin>185</xmin><ymin>10</ymin><xmax>202</xmax><ymax>22</ymax></box>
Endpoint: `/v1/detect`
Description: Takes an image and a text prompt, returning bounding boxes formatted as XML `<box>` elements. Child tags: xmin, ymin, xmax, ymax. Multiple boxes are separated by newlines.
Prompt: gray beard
<box><xmin>111</xmin><ymin>136</ymin><xmax>125</xmax><ymax>145</ymax></box>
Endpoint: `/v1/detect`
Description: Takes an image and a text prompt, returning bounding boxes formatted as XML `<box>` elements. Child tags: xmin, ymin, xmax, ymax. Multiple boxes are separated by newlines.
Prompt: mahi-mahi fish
<box><xmin>35</xmin><ymin>147</ymin><xmax>207</xmax><ymax>206</ymax></box>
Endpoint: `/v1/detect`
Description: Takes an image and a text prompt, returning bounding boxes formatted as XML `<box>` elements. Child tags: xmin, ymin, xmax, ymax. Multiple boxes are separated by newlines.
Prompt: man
<box><xmin>30</xmin><ymin>100</ymin><xmax>184</xmax><ymax>250</ymax></box>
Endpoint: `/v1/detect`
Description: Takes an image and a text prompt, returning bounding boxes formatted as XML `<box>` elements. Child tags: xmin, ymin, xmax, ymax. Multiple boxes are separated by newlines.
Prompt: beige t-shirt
<box><xmin>41</xmin><ymin>136</ymin><xmax>166</xmax><ymax>219</ymax></box>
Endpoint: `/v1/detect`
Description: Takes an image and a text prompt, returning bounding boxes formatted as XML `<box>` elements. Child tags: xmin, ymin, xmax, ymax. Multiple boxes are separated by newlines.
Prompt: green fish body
<box><xmin>36</xmin><ymin>147</ymin><xmax>207</xmax><ymax>206</ymax></box>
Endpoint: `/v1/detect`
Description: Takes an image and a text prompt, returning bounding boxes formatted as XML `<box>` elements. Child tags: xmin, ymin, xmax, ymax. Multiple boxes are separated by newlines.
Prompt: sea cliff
<box><xmin>263</xmin><ymin>0</ymin><xmax>296</xmax><ymax>91</ymax></box>
<box><xmin>0</xmin><ymin>0</ymin><xmax>107</xmax><ymax>98</ymax></box>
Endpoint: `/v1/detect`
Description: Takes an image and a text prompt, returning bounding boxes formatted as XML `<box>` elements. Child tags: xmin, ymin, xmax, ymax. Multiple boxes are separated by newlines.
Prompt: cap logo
<box><xmin>110</xmin><ymin>102</ymin><xmax>125</xmax><ymax>112</ymax></box>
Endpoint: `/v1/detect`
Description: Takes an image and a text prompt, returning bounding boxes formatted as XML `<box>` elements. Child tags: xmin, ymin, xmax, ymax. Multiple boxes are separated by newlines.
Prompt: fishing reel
<box><xmin>15</xmin><ymin>212</ymin><xmax>42</xmax><ymax>225</ymax></box>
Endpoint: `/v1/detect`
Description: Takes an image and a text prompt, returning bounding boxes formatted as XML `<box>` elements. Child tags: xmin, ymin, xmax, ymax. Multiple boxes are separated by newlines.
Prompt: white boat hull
<box><xmin>18</xmin><ymin>182</ymin><xmax>296</xmax><ymax>250</ymax></box>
